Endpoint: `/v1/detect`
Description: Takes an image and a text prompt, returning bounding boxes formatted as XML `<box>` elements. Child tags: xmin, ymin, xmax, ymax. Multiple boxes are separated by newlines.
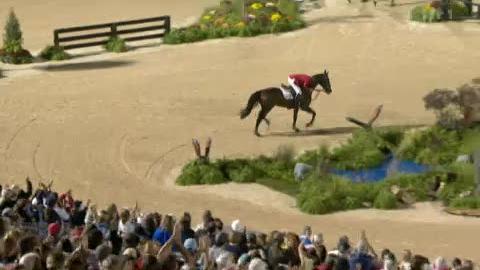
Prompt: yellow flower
<box><xmin>251</xmin><ymin>2</ymin><xmax>263</xmax><ymax>10</ymax></box>
<box><xmin>271</xmin><ymin>13</ymin><xmax>282</xmax><ymax>22</ymax></box>
<box><xmin>202</xmin><ymin>15</ymin><xmax>212</xmax><ymax>21</ymax></box>
<box><xmin>235</xmin><ymin>21</ymin><xmax>246</xmax><ymax>28</ymax></box>
<box><xmin>423</xmin><ymin>4</ymin><xmax>433</xmax><ymax>12</ymax></box>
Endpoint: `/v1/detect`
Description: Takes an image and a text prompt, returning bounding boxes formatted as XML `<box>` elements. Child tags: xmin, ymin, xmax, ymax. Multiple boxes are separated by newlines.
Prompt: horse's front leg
<box><xmin>292</xmin><ymin>107</ymin><xmax>300</xmax><ymax>132</ymax></box>
<box><xmin>301</xmin><ymin>106</ymin><xmax>316</xmax><ymax>128</ymax></box>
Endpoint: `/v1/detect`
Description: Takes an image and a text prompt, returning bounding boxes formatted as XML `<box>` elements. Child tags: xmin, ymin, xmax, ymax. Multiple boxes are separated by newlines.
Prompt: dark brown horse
<box><xmin>240</xmin><ymin>70</ymin><xmax>333</xmax><ymax>136</ymax></box>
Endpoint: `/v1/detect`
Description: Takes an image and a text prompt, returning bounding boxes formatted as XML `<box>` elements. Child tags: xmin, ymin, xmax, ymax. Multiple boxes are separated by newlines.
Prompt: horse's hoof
<box><xmin>306</xmin><ymin>123</ymin><xmax>313</xmax><ymax>128</ymax></box>
<box><xmin>255</xmin><ymin>132</ymin><xmax>262</xmax><ymax>137</ymax></box>
<box><xmin>293</xmin><ymin>128</ymin><xmax>300</xmax><ymax>133</ymax></box>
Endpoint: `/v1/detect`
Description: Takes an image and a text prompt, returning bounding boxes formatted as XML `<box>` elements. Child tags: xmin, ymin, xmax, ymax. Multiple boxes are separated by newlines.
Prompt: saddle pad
<box><xmin>280</xmin><ymin>86</ymin><xmax>294</xmax><ymax>100</ymax></box>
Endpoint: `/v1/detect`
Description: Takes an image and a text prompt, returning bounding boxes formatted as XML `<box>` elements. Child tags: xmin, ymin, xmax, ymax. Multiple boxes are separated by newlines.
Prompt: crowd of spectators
<box><xmin>0</xmin><ymin>178</ymin><xmax>476</xmax><ymax>270</ymax></box>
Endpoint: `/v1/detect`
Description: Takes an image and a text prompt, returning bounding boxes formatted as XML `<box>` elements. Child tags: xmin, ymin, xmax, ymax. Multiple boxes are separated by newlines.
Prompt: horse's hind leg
<box><xmin>255</xmin><ymin>106</ymin><xmax>273</xmax><ymax>136</ymax></box>
<box><xmin>263</xmin><ymin>118</ymin><xmax>271</xmax><ymax>127</ymax></box>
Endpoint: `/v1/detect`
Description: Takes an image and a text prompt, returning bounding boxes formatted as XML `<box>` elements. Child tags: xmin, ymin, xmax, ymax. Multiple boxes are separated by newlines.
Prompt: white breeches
<box><xmin>288</xmin><ymin>77</ymin><xmax>302</xmax><ymax>95</ymax></box>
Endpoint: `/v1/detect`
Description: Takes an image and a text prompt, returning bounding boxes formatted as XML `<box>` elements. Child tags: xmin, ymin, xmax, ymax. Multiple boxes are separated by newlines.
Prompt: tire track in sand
<box><xmin>32</xmin><ymin>142</ymin><xmax>45</xmax><ymax>180</ymax></box>
<box><xmin>3</xmin><ymin>117</ymin><xmax>37</xmax><ymax>175</ymax></box>
<box><xmin>119</xmin><ymin>134</ymin><xmax>137</xmax><ymax>178</ymax></box>
<box><xmin>143</xmin><ymin>143</ymin><xmax>187</xmax><ymax>182</ymax></box>
<box><xmin>5</xmin><ymin>117</ymin><xmax>37</xmax><ymax>153</ymax></box>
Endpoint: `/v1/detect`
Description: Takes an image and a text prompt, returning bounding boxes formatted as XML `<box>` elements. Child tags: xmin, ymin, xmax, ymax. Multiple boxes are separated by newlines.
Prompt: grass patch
<box><xmin>40</xmin><ymin>45</ymin><xmax>71</xmax><ymax>61</ymax></box>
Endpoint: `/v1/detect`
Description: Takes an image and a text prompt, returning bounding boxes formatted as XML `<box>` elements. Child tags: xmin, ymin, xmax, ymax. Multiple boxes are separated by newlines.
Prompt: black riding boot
<box><xmin>294</xmin><ymin>94</ymin><xmax>302</xmax><ymax>107</ymax></box>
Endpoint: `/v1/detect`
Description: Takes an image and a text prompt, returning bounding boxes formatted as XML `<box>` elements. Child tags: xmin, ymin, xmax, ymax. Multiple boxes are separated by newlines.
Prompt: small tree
<box><xmin>457</xmin><ymin>84</ymin><xmax>480</xmax><ymax>125</ymax></box>
<box><xmin>3</xmin><ymin>9</ymin><xmax>23</xmax><ymax>53</ymax></box>
<box><xmin>1</xmin><ymin>9</ymin><xmax>32</xmax><ymax>64</ymax></box>
<box><xmin>423</xmin><ymin>88</ymin><xmax>461</xmax><ymax>128</ymax></box>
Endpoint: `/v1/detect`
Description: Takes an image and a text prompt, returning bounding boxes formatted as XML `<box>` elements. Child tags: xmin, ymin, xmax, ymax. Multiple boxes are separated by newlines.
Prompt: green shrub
<box><xmin>297</xmin><ymin>177</ymin><xmax>378</xmax><ymax>214</ymax></box>
<box><xmin>201</xmin><ymin>164</ymin><xmax>227</xmax><ymax>184</ymax></box>
<box><xmin>229</xmin><ymin>166</ymin><xmax>257</xmax><ymax>183</ymax></box>
<box><xmin>410</xmin><ymin>4</ymin><xmax>440</xmax><ymax>23</ymax></box>
<box><xmin>411</xmin><ymin>5</ymin><xmax>424</xmax><ymax>22</ymax></box>
<box><xmin>217</xmin><ymin>158</ymin><xmax>260</xmax><ymax>183</ymax></box>
<box><xmin>374</xmin><ymin>190</ymin><xmax>398</xmax><ymax>209</ymax></box>
<box><xmin>450</xmin><ymin>196</ymin><xmax>480</xmax><ymax>209</ymax></box>
<box><xmin>277</xmin><ymin>0</ymin><xmax>300</xmax><ymax>19</ymax></box>
<box><xmin>438</xmin><ymin>164</ymin><xmax>475</xmax><ymax>205</ymax></box>
<box><xmin>450</xmin><ymin>1</ymin><xmax>469</xmax><ymax>20</ymax></box>
<box><xmin>177</xmin><ymin>161</ymin><xmax>204</xmax><ymax>185</ymax></box>
<box><xmin>104</xmin><ymin>36</ymin><xmax>128</xmax><ymax>53</ymax></box>
<box><xmin>40</xmin><ymin>45</ymin><xmax>71</xmax><ymax>61</ymax></box>
<box><xmin>176</xmin><ymin>161</ymin><xmax>228</xmax><ymax>185</ymax></box>
<box><xmin>297</xmin><ymin>144</ymin><xmax>330</xmax><ymax>166</ymax></box>
<box><xmin>1</xmin><ymin>9</ymin><xmax>33</xmax><ymax>64</ymax></box>
<box><xmin>330</xmin><ymin>130</ymin><xmax>386</xmax><ymax>170</ymax></box>
<box><xmin>375</xmin><ymin>127</ymin><xmax>405</xmax><ymax>151</ymax></box>
<box><xmin>396</xmin><ymin>126</ymin><xmax>462</xmax><ymax>165</ymax></box>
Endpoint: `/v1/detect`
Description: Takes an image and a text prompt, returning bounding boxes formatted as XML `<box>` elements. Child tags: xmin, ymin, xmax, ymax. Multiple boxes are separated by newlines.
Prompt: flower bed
<box><xmin>410</xmin><ymin>0</ymin><xmax>470</xmax><ymax>23</ymax></box>
<box><xmin>410</xmin><ymin>2</ymin><xmax>441</xmax><ymax>23</ymax></box>
<box><xmin>164</xmin><ymin>0</ymin><xmax>306</xmax><ymax>44</ymax></box>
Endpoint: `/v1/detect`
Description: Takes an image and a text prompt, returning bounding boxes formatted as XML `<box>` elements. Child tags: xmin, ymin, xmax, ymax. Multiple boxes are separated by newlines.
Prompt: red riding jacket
<box><xmin>289</xmin><ymin>74</ymin><xmax>315</xmax><ymax>89</ymax></box>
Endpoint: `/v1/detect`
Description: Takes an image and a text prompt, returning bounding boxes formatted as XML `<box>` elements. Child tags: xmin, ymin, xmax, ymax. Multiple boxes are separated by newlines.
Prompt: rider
<box><xmin>287</xmin><ymin>73</ymin><xmax>321</xmax><ymax>106</ymax></box>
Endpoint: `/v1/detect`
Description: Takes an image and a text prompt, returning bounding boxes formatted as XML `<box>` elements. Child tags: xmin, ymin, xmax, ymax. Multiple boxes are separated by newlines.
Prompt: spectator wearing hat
<box><xmin>47</xmin><ymin>222</ymin><xmax>61</xmax><ymax>240</ymax></box>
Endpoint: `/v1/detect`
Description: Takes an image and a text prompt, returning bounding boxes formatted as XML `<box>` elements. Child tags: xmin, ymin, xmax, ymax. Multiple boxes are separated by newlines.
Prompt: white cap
<box><xmin>231</xmin><ymin>219</ymin><xmax>243</xmax><ymax>233</ymax></box>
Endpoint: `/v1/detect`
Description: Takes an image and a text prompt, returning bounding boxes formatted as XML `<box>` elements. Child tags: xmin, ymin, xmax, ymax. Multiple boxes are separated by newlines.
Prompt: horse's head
<box><xmin>312</xmin><ymin>70</ymin><xmax>332</xmax><ymax>95</ymax></box>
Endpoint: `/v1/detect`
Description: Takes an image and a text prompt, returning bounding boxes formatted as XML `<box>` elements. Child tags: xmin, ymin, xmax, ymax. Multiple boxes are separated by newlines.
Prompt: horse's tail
<box><xmin>240</xmin><ymin>91</ymin><xmax>261</xmax><ymax>119</ymax></box>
